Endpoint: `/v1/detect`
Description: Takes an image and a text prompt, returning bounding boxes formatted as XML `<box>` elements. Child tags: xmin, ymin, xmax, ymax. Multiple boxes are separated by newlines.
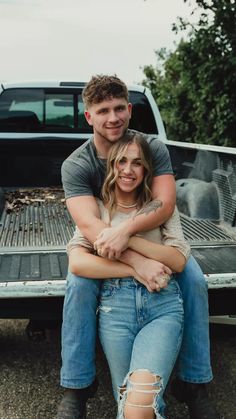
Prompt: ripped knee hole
<box><xmin>119</xmin><ymin>369</ymin><xmax>163</xmax><ymax>409</ymax></box>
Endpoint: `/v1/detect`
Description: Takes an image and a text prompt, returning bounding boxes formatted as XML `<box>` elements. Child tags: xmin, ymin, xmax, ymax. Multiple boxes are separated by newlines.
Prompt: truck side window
<box><xmin>129</xmin><ymin>91</ymin><xmax>158</xmax><ymax>134</ymax></box>
<box><xmin>75</xmin><ymin>91</ymin><xmax>159</xmax><ymax>134</ymax></box>
<box><xmin>77</xmin><ymin>95</ymin><xmax>91</xmax><ymax>131</ymax></box>
<box><xmin>0</xmin><ymin>88</ymin><xmax>158</xmax><ymax>135</ymax></box>
<box><xmin>0</xmin><ymin>88</ymin><xmax>43</xmax><ymax>132</ymax></box>
<box><xmin>45</xmin><ymin>93</ymin><xmax>74</xmax><ymax>130</ymax></box>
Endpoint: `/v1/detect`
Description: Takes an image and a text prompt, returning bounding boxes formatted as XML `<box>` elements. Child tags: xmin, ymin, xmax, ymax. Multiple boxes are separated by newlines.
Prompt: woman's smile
<box><xmin>119</xmin><ymin>176</ymin><xmax>136</xmax><ymax>183</ymax></box>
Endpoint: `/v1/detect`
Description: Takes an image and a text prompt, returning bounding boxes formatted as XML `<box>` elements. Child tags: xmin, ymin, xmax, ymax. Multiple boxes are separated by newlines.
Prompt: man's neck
<box><xmin>93</xmin><ymin>137</ymin><xmax>111</xmax><ymax>159</ymax></box>
<box><xmin>93</xmin><ymin>129</ymin><xmax>130</xmax><ymax>159</ymax></box>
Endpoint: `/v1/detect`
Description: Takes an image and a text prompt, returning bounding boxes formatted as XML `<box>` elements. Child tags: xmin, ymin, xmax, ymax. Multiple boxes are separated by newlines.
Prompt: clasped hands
<box><xmin>94</xmin><ymin>225</ymin><xmax>172</xmax><ymax>293</ymax></box>
<box><xmin>94</xmin><ymin>224</ymin><xmax>129</xmax><ymax>260</ymax></box>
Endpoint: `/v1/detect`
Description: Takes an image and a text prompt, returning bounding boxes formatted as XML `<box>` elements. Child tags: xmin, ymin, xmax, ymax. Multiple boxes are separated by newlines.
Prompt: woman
<box><xmin>67</xmin><ymin>134</ymin><xmax>190</xmax><ymax>419</ymax></box>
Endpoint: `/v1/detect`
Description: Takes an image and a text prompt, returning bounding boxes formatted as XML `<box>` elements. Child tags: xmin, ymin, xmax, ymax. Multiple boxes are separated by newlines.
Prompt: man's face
<box><xmin>84</xmin><ymin>97</ymin><xmax>132</xmax><ymax>144</ymax></box>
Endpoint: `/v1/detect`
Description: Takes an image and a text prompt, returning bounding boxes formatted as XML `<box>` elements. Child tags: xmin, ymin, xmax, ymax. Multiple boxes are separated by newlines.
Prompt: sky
<box><xmin>0</xmin><ymin>0</ymin><xmax>197</xmax><ymax>85</ymax></box>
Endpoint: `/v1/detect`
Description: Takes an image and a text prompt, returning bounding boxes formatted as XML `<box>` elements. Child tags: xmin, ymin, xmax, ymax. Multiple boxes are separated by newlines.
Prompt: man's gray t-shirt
<box><xmin>61</xmin><ymin>130</ymin><xmax>173</xmax><ymax>200</ymax></box>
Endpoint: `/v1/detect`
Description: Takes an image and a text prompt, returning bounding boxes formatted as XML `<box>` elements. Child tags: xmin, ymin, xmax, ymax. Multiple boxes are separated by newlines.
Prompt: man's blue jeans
<box><xmin>60</xmin><ymin>255</ymin><xmax>213</xmax><ymax>389</ymax></box>
<box><xmin>98</xmin><ymin>277</ymin><xmax>184</xmax><ymax>418</ymax></box>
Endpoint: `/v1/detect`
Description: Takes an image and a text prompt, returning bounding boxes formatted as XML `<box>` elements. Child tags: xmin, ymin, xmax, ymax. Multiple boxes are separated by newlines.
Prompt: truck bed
<box><xmin>0</xmin><ymin>188</ymin><xmax>74</xmax><ymax>249</ymax></box>
<box><xmin>1</xmin><ymin>188</ymin><xmax>236</xmax><ymax>297</ymax></box>
<box><xmin>0</xmin><ymin>189</ymin><xmax>71</xmax><ymax>299</ymax></box>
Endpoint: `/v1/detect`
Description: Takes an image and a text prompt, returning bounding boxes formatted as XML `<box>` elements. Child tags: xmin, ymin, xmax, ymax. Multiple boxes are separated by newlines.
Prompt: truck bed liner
<box><xmin>1</xmin><ymin>190</ymin><xmax>235</xmax><ymax>249</ymax></box>
<box><xmin>0</xmin><ymin>202</ymin><xmax>73</xmax><ymax>248</ymax></box>
<box><xmin>0</xmin><ymin>190</ymin><xmax>236</xmax><ymax>291</ymax></box>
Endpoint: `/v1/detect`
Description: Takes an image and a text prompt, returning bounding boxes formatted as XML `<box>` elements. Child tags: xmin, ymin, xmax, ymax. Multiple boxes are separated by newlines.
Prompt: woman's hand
<box><xmin>133</xmin><ymin>271</ymin><xmax>171</xmax><ymax>293</ymax></box>
<box><xmin>132</xmin><ymin>257</ymin><xmax>172</xmax><ymax>292</ymax></box>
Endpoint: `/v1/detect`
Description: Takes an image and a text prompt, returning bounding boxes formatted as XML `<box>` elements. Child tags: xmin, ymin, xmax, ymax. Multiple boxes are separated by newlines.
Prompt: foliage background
<box><xmin>142</xmin><ymin>0</ymin><xmax>236</xmax><ymax>147</ymax></box>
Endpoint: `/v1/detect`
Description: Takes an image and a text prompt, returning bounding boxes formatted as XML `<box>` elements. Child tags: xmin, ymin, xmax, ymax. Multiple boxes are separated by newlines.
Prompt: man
<box><xmin>57</xmin><ymin>75</ymin><xmax>218</xmax><ymax>419</ymax></box>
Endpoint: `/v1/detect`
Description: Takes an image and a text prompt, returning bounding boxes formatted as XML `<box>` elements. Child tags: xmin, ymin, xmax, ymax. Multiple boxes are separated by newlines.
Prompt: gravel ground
<box><xmin>0</xmin><ymin>319</ymin><xmax>235</xmax><ymax>419</ymax></box>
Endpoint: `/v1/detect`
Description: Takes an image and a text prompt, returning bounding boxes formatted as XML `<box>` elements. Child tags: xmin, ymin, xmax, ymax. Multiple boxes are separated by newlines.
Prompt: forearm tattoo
<box><xmin>135</xmin><ymin>199</ymin><xmax>163</xmax><ymax>217</ymax></box>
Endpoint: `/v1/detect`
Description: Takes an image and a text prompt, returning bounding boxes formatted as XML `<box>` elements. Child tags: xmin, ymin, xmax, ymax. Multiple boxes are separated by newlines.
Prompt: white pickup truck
<box><xmin>0</xmin><ymin>81</ymin><xmax>235</xmax><ymax>330</ymax></box>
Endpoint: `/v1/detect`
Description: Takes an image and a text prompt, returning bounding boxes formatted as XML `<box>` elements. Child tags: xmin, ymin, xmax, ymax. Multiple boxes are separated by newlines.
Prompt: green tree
<box><xmin>142</xmin><ymin>0</ymin><xmax>236</xmax><ymax>146</ymax></box>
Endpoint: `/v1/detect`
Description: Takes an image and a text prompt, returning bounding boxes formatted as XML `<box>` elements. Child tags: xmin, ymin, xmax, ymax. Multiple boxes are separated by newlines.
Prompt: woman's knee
<box><xmin>119</xmin><ymin>369</ymin><xmax>163</xmax><ymax>419</ymax></box>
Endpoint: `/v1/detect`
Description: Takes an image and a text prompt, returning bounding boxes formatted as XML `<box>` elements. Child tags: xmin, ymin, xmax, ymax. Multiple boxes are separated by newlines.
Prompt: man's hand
<box><xmin>94</xmin><ymin>224</ymin><xmax>130</xmax><ymax>259</ymax></box>
<box><xmin>132</xmin><ymin>257</ymin><xmax>172</xmax><ymax>292</ymax></box>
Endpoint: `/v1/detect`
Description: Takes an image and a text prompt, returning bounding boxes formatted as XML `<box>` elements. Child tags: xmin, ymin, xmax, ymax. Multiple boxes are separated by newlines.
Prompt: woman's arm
<box><xmin>69</xmin><ymin>246</ymin><xmax>169</xmax><ymax>293</ymax></box>
<box><xmin>128</xmin><ymin>236</ymin><xmax>186</xmax><ymax>273</ymax></box>
<box><xmin>129</xmin><ymin>207</ymin><xmax>190</xmax><ymax>273</ymax></box>
<box><xmin>69</xmin><ymin>246</ymin><xmax>135</xmax><ymax>278</ymax></box>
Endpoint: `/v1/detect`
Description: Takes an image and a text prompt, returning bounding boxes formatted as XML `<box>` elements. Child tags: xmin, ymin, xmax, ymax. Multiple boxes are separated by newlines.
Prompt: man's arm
<box><xmin>127</xmin><ymin>174</ymin><xmax>176</xmax><ymax>233</ymax></box>
<box><xmin>95</xmin><ymin>174</ymin><xmax>176</xmax><ymax>259</ymax></box>
<box><xmin>66</xmin><ymin>195</ymin><xmax>108</xmax><ymax>244</ymax></box>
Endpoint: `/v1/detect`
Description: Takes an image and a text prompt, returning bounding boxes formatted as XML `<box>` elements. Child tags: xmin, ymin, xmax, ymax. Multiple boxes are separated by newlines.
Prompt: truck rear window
<box><xmin>0</xmin><ymin>88</ymin><xmax>158</xmax><ymax>134</ymax></box>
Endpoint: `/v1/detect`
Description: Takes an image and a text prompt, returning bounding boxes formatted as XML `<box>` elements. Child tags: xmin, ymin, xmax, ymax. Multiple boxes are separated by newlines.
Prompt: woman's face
<box><xmin>115</xmin><ymin>143</ymin><xmax>145</xmax><ymax>195</ymax></box>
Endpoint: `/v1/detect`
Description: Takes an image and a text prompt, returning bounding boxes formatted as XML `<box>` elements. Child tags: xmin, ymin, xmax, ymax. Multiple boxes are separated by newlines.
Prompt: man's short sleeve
<box><xmin>147</xmin><ymin>136</ymin><xmax>173</xmax><ymax>177</ymax></box>
<box><xmin>61</xmin><ymin>157</ymin><xmax>94</xmax><ymax>199</ymax></box>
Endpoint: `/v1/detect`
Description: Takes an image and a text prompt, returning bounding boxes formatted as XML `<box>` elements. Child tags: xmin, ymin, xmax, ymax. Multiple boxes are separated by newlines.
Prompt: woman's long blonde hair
<box><xmin>102</xmin><ymin>133</ymin><xmax>153</xmax><ymax>217</ymax></box>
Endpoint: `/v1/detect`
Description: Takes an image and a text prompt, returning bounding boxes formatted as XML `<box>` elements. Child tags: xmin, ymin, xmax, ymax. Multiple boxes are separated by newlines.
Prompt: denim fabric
<box><xmin>60</xmin><ymin>273</ymin><xmax>101</xmax><ymax>389</ymax></box>
<box><xmin>60</xmin><ymin>255</ymin><xmax>212</xmax><ymax>389</ymax></box>
<box><xmin>98</xmin><ymin>278</ymin><xmax>183</xmax><ymax>418</ymax></box>
<box><xmin>175</xmin><ymin>255</ymin><xmax>213</xmax><ymax>383</ymax></box>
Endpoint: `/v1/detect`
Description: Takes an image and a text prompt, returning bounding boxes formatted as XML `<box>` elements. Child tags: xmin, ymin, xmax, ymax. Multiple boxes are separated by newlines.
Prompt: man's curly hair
<box><xmin>82</xmin><ymin>75</ymin><xmax>129</xmax><ymax>109</ymax></box>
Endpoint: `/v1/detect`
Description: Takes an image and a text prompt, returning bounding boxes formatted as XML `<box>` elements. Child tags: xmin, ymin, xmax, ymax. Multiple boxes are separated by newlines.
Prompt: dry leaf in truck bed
<box><xmin>5</xmin><ymin>188</ymin><xmax>66</xmax><ymax>213</ymax></box>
